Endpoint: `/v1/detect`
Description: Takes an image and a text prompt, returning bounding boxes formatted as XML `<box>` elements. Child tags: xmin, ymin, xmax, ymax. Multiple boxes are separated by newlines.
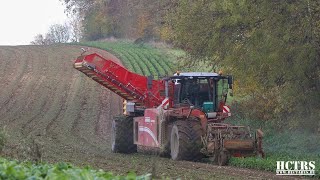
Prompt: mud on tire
<box><xmin>111</xmin><ymin>115</ymin><xmax>137</xmax><ymax>153</ymax></box>
<box><xmin>159</xmin><ymin>123</ymin><xmax>173</xmax><ymax>157</ymax></box>
<box><xmin>170</xmin><ymin>116</ymin><xmax>203</xmax><ymax>161</ymax></box>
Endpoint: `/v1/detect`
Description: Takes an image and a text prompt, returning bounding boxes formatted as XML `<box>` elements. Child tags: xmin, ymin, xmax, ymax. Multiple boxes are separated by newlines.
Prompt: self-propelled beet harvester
<box><xmin>74</xmin><ymin>52</ymin><xmax>264</xmax><ymax>165</ymax></box>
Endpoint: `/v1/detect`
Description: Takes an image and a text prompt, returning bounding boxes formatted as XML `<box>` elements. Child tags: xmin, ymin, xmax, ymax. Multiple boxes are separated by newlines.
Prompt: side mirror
<box><xmin>228</xmin><ymin>75</ymin><xmax>233</xmax><ymax>89</ymax></box>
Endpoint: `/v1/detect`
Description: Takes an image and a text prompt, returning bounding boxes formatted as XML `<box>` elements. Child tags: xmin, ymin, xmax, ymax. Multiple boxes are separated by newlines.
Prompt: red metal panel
<box><xmin>136</xmin><ymin>109</ymin><xmax>159</xmax><ymax>147</ymax></box>
<box><xmin>74</xmin><ymin>53</ymin><xmax>166</xmax><ymax>108</ymax></box>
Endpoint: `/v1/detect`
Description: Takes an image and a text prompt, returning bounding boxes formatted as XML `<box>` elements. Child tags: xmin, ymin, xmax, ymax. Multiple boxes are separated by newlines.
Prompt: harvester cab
<box><xmin>170</xmin><ymin>72</ymin><xmax>232</xmax><ymax>119</ymax></box>
<box><xmin>74</xmin><ymin>52</ymin><xmax>264</xmax><ymax>166</ymax></box>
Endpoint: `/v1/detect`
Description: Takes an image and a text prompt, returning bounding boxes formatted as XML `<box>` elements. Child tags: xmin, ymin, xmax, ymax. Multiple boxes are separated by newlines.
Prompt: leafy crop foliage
<box><xmin>78</xmin><ymin>41</ymin><xmax>174</xmax><ymax>78</ymax></box>
<box><xmin>229</xmin><ymin>153</ymin><xmax>320</xmax><ymax>178</ymax></box>
<box><xmin>0</xmin><ymin>157</ymin><xmax>151</xmax><ymax>180</ymax></box>
<box><xmin>226</xmin><ymin>117</ymin><xmax>320</xmax><ymax>178</ymax></box>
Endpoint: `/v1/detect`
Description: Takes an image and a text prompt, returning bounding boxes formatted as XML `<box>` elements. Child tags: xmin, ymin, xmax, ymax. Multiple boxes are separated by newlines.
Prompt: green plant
<box><xmin>229</xmin><ymin>153</ymin><xmax>320</xmax><ymax>178</ymax></box>
<box><xmin>0</xmin><ymin>157</ymin><xmax>151</xmax><ymax>180</ymax></box>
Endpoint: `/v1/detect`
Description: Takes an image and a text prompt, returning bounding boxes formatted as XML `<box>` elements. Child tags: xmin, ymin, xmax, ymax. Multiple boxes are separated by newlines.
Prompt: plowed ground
<box><xmin>0</xmin><ymin>45</ymin><xmax>299</xmax><ymax>179</ymax></box>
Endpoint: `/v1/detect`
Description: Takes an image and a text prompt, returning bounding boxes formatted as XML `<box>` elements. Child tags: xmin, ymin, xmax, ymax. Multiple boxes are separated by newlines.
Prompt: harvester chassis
<box><xmin>74</xmin><ymin>52</ymin><xmax>265</xmax><ymax>166</ymax></box>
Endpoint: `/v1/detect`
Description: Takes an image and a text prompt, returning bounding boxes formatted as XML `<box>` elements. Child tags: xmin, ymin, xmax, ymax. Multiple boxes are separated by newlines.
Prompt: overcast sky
<box><xmin>0</xmin><ymin>0</ymin><xmax>68</xmax><ymax>45</ymax></box>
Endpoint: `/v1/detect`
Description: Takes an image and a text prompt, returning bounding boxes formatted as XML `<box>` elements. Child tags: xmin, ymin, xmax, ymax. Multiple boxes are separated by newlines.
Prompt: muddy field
<box><xmin>0</xmin><ymin>45</ymin><xmax>301</xmax><ymax>179</ymax></box>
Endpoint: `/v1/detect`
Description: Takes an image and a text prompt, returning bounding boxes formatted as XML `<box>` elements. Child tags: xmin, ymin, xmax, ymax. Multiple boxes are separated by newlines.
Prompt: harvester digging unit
<box><xmin>74</xmin><ymin>53</ymin><xmax>264</xmax><ymax>165</ymax></box>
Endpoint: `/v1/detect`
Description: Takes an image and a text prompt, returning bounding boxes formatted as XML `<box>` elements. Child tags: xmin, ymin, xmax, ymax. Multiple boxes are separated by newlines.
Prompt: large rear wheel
<box><xmin>170</xmin><ymin>116</ymin><xmax>203</xmax><ymax>161</ymax></box>
<box><xmin>111</xmin><ymin>115</ymin><xmax>137</xmax><ymax>153</ymax></box>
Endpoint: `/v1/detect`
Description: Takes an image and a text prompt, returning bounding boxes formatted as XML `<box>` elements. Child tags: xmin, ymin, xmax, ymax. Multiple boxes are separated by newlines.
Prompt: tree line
<box><xmin>167</xmin><ymin>0</ymin><xmax>320</xmax><ymax>131</ymax></box>
<box><xmin>31</xmin><ymin>15</ymin><xmax>81</xmax><ymax>45</ymax></box>
<box><xmin>58</xmin><ymin>0</ymin><xmax>319</xmax><ymax>131</ymax></box>
<box><xmin>59</xmin><ymin>0</ymin><xmax>176</xmax><ymax>41</ymax></box>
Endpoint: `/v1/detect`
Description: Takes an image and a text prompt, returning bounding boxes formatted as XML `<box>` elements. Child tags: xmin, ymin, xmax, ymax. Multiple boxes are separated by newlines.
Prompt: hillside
<box><xmin>0</xmin><ymin>45</ymin><xmax>122</xmax><ymax>161</ymax></box>
<box><xmin>0</xmin><ymin>45</ymin><xmax>300</xmax><ymax>179</ymax></box>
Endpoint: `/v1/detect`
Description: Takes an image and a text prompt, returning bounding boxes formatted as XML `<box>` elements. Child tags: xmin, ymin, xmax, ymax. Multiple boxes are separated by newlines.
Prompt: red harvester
<box><xmin>74</xmin><ymin>52</ymin><xmax>264</xmax><ymax>165</ymax></box>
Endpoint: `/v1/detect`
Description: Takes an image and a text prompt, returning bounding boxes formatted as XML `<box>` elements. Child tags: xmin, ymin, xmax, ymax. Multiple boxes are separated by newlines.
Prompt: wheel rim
<box><xmin>171</xmin><ymin>126</ymin><xmax>179</xmax><ymax>160</ymax></box>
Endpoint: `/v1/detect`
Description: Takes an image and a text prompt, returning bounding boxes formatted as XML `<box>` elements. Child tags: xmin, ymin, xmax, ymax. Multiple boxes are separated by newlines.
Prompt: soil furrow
<box><xmin>0</xmin><ymin>45</ymin><xmax>298</xmax><ymax>180</ymax></box>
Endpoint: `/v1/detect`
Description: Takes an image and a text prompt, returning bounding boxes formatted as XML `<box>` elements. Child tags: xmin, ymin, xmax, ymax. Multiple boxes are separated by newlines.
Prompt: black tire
<box><xmin>159</xmin><ymin>123</ymin><xmax>173</xmax><ymax>157</ymax></box>
<box><xmin>111</xmin><ymin>115</ymin><xmax>137</xmax><ymax>153</ymax></box>
<box><xmin>170</xmin><ymin>116</ymin><xmax>203</xmax><ymax>161</ymax></box>
<box><xmin>217</xmin><ymin>150</ymin><xmax>229</xmax><ymax>166</ymax></box>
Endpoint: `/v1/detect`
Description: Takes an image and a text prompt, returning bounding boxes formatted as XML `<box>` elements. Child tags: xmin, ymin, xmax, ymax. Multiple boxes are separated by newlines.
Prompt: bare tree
<box><xmin>30</xmin><ymin>23</ymin><xmax>71</xmax><ymax>45</ymax></box>
<box><xmin>68</xmin><ymin>15</ymin><xmax>83</xmax><ymax>42</ymax></box>
<box><xmin>30</xmin><ymin>34</ymin><xmax>46</xmax><ymax>45</ymax></box>
<box><xmin>45</xmin><ymin>23</ymin><xmax>70</xmax><ymax>43</ymax></box>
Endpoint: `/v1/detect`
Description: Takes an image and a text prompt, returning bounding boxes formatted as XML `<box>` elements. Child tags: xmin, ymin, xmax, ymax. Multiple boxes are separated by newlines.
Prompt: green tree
<box><xmin>167</xmin><ymin>0</ymin><xmax>320</xmax><ymax>130</ymax></box>
<box><xmin>82</xmin><ymin>5</ymin><xmax>111</xmax><ymax>40</ymax></box>
<box><xmin>60</xmin><ymin>0</ymin><xmax>169</xmax><ymax>41</ymax></box>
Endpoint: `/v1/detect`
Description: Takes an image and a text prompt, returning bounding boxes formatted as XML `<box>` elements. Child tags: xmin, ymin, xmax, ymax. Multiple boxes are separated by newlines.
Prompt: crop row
<box><xmin>0</xmin><ymin>157</ymin><xmax>151</xmax><ymax>180</ymax></box>
<box><xmin>77</xmin><ymin>41</ymin><xmax>174</xmax><ymax>78</ymax></box>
